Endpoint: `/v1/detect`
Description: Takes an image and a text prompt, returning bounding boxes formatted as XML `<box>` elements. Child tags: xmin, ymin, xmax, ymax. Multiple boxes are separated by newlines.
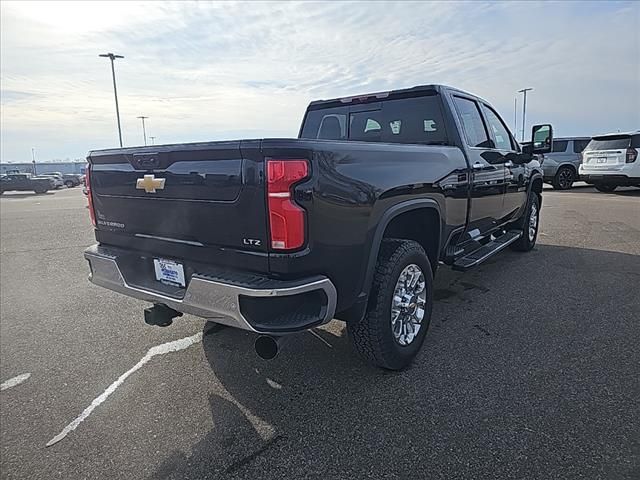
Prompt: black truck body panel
<box><xmin>86</xmin><ymin>84</ymin><xmax>543</xmax><ymax>326</ymax></box>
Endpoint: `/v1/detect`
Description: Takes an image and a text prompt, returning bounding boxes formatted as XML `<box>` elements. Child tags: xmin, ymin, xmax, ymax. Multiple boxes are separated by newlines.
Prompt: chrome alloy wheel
<box><xmin>391</xmin><ymin>264</ymin><xmax>427</xmax><ymax>346</ymax></box>
<box><xmin>529</xmin><ymin>202</ymin><xmax>538</xmax><ymax>241</ymax></box>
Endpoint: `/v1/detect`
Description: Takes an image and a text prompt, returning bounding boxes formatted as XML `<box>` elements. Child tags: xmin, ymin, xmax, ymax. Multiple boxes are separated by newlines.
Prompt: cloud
<box><xmin>1</xmin><ymin>0</ymin><xmax>638</xmax><ymax>161</ymax></box>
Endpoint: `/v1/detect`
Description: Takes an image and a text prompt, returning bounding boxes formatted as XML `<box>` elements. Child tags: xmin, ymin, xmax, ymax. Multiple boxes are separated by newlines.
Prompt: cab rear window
<box><xmin>300</xmin><ymin>95</ymin><xmax>448</xmax><ymax>145</ymax></box>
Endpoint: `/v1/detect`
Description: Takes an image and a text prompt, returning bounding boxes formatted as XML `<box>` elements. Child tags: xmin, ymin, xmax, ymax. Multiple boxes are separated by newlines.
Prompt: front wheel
<box><xmin>594</xmin><ymin>184</ymin><xmax>617</xmax><ymax>193</ymax></box>
<box><xmin>65</xmin><ymin>180</ymin><xmax>75</xmax><ymax>188</ymax></box>
<box><xmin>348</xmin><ymin>239</ymin><xmax>433</xmax><ymax>370</ymax></box>
<box><xmin>510</xmin><ymin>193</ymin><xmax>540</xmax><ymax>252</ymax></box>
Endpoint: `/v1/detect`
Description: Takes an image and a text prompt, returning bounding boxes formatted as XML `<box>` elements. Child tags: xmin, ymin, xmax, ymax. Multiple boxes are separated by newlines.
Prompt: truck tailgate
<box><xmin>88</xmin><ymin>140</ymin><xmax>269</xmax><ymax>270</ymax></box>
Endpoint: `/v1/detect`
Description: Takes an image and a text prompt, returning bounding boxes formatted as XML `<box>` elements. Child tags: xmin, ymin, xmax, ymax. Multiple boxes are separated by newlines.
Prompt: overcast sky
<box><xmin>1</xmin><ymin>0</ymin><xmax>639</xmax><ymax>161</ymax></box>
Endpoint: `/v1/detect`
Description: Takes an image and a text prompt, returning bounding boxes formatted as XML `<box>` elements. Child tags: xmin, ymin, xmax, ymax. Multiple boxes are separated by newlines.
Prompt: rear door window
<box><xmin>453</xmin><ymin>96</ymin><xmax>490</xmax><ymax>148</ymax></box>
<box><xmin>552</xmin><ymin>140</ymin><xmax>568</xmax><ymax>152</ymax></box>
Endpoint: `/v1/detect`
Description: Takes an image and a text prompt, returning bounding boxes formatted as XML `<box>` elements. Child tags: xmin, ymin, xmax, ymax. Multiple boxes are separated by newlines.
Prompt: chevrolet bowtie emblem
<box><xmin>136</xmin><ymin>174</ymin><xmax>165</xmax><ymax>193</ymax></box>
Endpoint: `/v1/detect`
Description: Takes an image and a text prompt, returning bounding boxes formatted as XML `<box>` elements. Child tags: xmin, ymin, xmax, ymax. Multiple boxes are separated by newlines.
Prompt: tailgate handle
<box><xmin>133</xmin><ymin>153</ymin><xmax>160</xmax><ymax>169</ymax></box>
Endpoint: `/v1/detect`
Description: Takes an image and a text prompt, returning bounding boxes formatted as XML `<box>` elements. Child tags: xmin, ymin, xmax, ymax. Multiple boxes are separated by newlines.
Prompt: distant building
<box><xmin>0</xmin><ymin>162</ymin><xmax>86</xmax><ymax>175</ymax></box>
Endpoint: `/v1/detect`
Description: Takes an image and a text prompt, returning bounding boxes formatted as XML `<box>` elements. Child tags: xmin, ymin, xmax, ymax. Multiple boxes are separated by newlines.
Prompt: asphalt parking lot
<box><xmin>1</xmin><ymin>186</ymin><xmax>639</xmax><ymax>479</ymax></box>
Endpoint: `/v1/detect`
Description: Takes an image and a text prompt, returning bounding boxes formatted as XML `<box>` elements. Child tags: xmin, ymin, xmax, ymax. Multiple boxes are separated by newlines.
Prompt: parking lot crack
<box><xmin>473</xmin><ymin>324</ymin><xmax>491</xmax><ymax>336</ymax></box>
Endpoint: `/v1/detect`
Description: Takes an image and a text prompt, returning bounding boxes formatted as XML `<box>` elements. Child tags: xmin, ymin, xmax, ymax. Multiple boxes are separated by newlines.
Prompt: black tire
<box><xmin>594</xmin><ymin>184</ymin><xmax>617</xmax><ymax>193</ymax></box>
<box><xmin>65</xmin><ymin>181</ymin><xmax>75</xmax><ymax>188</ymax></box>
<box><xmin>347</xmin><ymin>239</ymin><xmax>433</xmax><ymax>370</ymax></box>
<box><xmin>551</xmin><ymin>166</ymin><xmax>575</xmax><ymax>190</ymax></box>
<box><xmin>510</xmin><ymin>193</ymin><xmax>540</xmax><ymax>252</ymax></box>
<box><xmin>34</xmin><ymin>188</ymin><xmax>47</xmax><ymax>194</ymax></box>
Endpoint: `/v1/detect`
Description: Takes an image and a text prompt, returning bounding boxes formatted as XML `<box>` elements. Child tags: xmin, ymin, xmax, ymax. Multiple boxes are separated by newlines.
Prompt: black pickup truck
<box><xmin>84</xmin><ymin>84</ymin><xmax>552</xmax><ymax>370</ymax></box>
<box><xmin>0</xmin><ymin>173</ymin><xmax>56</xmax><ymax>194</ymax></box>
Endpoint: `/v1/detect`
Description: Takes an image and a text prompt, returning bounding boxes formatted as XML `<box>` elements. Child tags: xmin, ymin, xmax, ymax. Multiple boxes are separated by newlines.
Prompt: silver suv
<box><xmin>542</xmin><ymin>137</ymin><xmax>591</xmax><ymax>190</ymax></box>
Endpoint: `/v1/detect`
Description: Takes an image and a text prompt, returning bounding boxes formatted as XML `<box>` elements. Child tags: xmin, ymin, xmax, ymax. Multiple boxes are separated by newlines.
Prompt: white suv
<box><xmin>579</xmin><ymin>131</ymin><xmax>640</xmax><ymax>192</ymax></box>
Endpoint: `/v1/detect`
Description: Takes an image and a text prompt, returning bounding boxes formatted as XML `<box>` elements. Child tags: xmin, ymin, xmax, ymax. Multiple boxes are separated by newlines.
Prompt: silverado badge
<box><xmin>136</xmin><ymin>174</ymin><xmax>165</xmax><ymax>193</ymax></box>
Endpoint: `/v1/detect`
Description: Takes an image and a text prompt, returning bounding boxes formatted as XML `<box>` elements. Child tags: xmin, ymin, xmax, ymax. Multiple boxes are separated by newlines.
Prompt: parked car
<box><xmin>61</xmin><ymin>173</ymin><xmax>83</xmax><ymax>188</ymax></box>
<box><xmin>0</xmin><ymin>173</ymin><xmax>55</xmax><ymax>194</ymax></box>
<box><xmin>579</xmin><ymin>131</ymin><xmax>640</xmax><ymax>192</ymax></box>
<box><xmin>83</xmin><ymin>84</ymin><xmax>552</xmax><ymax>370</ymax></box>
<box><xmin>541</xmin><ymin>137</ymin><xmax>591</xmax><ymax>190</ymax></box>
<box><xmin>39</xmin><ymin>173</ymin><xmax>64</xmax><ymax>189</ymax></box>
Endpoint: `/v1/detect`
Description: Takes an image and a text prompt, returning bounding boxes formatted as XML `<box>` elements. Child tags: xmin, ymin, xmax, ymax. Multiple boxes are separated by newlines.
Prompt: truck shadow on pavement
<box><xmin>151</xmin><ymin>244</ymin><xmax>640</xmax><ymax>480</ymax></box>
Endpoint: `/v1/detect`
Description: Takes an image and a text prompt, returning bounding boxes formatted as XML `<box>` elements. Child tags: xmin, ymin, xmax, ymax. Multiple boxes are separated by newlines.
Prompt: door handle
<box><xmin>504</xmin><ymin>161</ymin><xmax>514</xmax><ymax>168</ymax></box>
<box><xmin>472</xmin><ymin>162</ymin><xmax>484</xmax><ymax>170</ymax></box>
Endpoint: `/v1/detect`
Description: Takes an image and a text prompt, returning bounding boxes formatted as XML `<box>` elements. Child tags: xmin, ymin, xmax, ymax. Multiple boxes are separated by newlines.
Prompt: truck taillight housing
<box><xmin>86</xmin><ymin>164</ymin><xmax>96</xmax><ymax>227</ymax></box>
<box><xmin>626</xmin><ymin>148</ymin><xmax>638</xmax><ymax>163</ymax></box>
<box><xmin>266</xmin><ymin>159</ymin><xmax>309</xmax><ymax>250</ymax></box>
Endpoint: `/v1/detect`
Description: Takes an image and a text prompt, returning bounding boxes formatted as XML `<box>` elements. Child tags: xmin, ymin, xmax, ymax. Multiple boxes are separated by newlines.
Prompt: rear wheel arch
<box><xmin>360</xmin><ymin>200</ymin><xmax>442</xmax><ymax>300</ymax></box>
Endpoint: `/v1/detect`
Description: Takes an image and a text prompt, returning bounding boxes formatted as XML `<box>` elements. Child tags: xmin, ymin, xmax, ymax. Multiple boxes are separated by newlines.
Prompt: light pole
<box><xmin>513</xmin><ymin>97</ymin><xmax>518</xmax><ymax>138</ymax></box>
<box><xmin>149</xmin><ymin>136</ymin><xmax>156</xmax><ymax>145</ymax></box>
<box><xmin>518</xmin><ymin>87</ymin><xmax>533</xmax><ymax>141</ymax></box>
<box><xmin>99</xmin><ymin>53</ymin><xmax>124</xmax><ymax>147</ymax></box>
<box><xmin>137</xmin><ymin>116</ymin><xmax>149</xmax><ymax>146</ymax></box>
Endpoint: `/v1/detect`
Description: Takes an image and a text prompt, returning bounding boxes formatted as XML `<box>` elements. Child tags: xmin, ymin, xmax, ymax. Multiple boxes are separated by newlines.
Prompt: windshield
<box><xmin>300</xmin><ymin>94</ymin><xmax>449</xmax><ymax>145</ymax></box>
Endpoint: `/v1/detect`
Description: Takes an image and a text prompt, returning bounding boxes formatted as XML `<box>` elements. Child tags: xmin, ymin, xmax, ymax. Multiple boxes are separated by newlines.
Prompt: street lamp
<box><xmin>137</xmin><ymin>116</ymin><xmax>149</xmax><ymax>146</ymax></box>
<box><xmin>513</xmin><ymin>97</ymin><xmax>518</xmax><ymax>137</ymax></box>
<box><xmin>517</xmin><ymin>87</ymin><xmax>533</xmax><ymax>142</ymax></box>
<box><xmin>149</xmin><ymin>136</ymin><xmax>156</xmax><ymax>145</ymax></box>
<box><xmin>99</xmin><ymin>53</ymin><xmax>124</xmax><ymax>147</ymax></box>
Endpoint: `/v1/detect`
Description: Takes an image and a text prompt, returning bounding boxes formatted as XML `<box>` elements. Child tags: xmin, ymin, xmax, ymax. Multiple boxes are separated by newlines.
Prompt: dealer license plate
<box><xmin>153</xmin><ymin>258</ymin><xmax>186</xmax><ymax>287</ymax></box>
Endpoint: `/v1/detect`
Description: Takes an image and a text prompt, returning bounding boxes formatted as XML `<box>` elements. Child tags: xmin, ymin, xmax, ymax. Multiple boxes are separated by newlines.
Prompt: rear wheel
<box><xmin>594</xmin><ymin>184</ymin><xmax>617</xmax><ymax>193</ymax></box>
<box><xmin>65</xmin><ymin>180</ymin><xmax>75</xmax><ymax>188</ymax></box>
<box><xmin>348</xmin><ymin>239</ymin><xmax>433</xmax><ymax>370</ymax></box>
<box><xmin>34</xmin><ymin>188</ymin><xmax>48</xmax><ymax>194</ymax></box>
<box><xmin>510</xmin><ymin>193</ymin><xmax>540</xmax><ymax>252</ymax></box>
<box><xmin>552</xmin><ymin>166</ymin><xmax>575</xmax><ymax>190</ymax></box>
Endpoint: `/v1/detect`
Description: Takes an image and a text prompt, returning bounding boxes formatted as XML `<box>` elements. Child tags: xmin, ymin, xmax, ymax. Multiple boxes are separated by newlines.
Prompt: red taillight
<box><xmin>86</xmin><ymin>164</ymin><xmax>96</xmax><ymax>227</ymax></box>
<box><xmin>626</xmin><ymin>148</ymin><xmax>638</xmax><ymax>163</ymax></box>
<box><xmin>266</xmin><ymin>159</ymin><xmax>309</xmax><ymax>250</ymax></box>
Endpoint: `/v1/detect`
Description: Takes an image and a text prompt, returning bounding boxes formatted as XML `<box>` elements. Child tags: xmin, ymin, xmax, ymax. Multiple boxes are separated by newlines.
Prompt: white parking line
<box><xmin>46</xmin><ymin>332</ymin><xmax>203</xmax><ymax>447</ymax></box>
<box><xmin>0</xmin><ymin>373</ymin><xmax>31</xmax><ymax>391</ymax></box>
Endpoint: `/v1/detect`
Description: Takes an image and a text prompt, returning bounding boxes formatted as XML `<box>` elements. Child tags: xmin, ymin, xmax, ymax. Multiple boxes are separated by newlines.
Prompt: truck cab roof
<box><xmin>307</xmin><ymin>84</ymin><xmax>488</xmax><ymax>110</ymax></box>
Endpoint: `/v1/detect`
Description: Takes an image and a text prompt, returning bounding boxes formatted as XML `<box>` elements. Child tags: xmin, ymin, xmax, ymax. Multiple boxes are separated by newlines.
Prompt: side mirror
<box><xmin>531</xmin><ymin>124</ymin><xmax>553</xmax><ymax>154</ymax></box>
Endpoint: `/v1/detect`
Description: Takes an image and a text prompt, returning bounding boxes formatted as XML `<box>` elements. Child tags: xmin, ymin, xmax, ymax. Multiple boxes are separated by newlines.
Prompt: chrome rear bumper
<box><xmin>84</xmin><ymin>244</ymin><xmax>337</xmax><ymax>334</ymax></box>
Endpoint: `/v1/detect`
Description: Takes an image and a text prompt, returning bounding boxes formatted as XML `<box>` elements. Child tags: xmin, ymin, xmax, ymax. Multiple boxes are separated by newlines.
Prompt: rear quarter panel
<box><xmin>262</xmin><ymin>138</ymin><xmax>469</xmax><ymax>314</ymax></box>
